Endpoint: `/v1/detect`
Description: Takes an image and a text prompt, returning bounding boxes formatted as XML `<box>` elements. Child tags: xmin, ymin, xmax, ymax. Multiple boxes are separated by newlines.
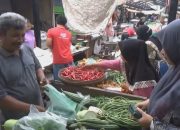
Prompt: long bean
<box><xmin>92</xmin><ymin>96</ymin><xmax>141</xmax><ymax>129</ymax></box>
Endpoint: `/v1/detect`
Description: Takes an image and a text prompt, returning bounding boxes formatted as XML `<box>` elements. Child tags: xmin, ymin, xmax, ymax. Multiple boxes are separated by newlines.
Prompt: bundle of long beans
<box><xmin>93</xmin><ymin>96</ymin><xmax>141</xmax><ymax>130</ymax></box>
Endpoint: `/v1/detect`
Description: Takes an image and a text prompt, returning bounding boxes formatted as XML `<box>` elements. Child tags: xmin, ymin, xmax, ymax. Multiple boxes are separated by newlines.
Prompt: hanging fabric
<box><xmin>62</xmin><ymin>0</ymin><xmax>124</xmax><ymax>34</ymax></box>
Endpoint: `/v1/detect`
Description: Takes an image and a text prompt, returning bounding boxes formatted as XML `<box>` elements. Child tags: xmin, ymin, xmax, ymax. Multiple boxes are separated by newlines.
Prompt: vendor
<box><xmin>136</xmin><ymin>19</ymin><xmax>180</xmax><ymax>130</ymax></box>
<box><xmin>84</xmin><ymin>39</ymin><xmax>159</xmax><ymax>98</ymax></box>
<box><xmin>0</xmin><ymin>12</ymin><xmax>48</xmax><ymax>122</ymax></box>
<box><xmin>46</xmin><ymin>15</ymin><xmax>74</xmax><ymax>80</ymax></box>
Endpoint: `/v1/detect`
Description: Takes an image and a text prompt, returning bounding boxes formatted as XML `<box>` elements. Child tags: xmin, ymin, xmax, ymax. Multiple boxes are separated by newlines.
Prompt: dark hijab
<box><xmin>119</xmin><ymin>39</ymin><xmax>159</xmax><ymax>85</ymax></box>
<box><xmin>136</xmin><ymin>25</ymin><xmax>152</xmax><ymax>41</ymax></box>
<box><xmin>149</xmin><ymin>19</ymin><xmax>180</xmax><ymax>122</ymax></box>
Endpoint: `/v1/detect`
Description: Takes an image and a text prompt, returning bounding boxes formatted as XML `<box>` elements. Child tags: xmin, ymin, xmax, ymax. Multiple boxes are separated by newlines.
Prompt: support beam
<box><xmin>10</xmin><ymin>0</ymin><xmax>16</xmax><ymax>11</ymax></box>
<box><xmin>32</xmin><ymin>0</ymin><xmax>41</xmax><ymax>47</ymax></box>
<box><xmin>168</xmin><ymin>0</ymin><xmax>178</xmax><ymax>24</ymax></box>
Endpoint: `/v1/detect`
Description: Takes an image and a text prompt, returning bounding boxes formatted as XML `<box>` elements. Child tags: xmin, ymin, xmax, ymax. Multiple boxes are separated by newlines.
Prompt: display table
<box><xmin>72</xmin><ymin>46</ymin><xmax>89</xmax><ymax>56</ymax></box>
<box><xmin>33</xmin><ymin>47</ymin><xmax>90</xmax><ymax>69</ymax></box>
<box><xmin>33</xmin><ymin>47</ymin><xmax>52</xmax><ymax>69</ymax></box>
<box><xmin>52</xmin><ymin>80</ymin><xmax>146</xmax><ymax>100</ymax></box>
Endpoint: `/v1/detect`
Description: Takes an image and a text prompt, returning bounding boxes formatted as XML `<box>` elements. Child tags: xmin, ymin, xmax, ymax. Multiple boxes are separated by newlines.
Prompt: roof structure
<box><xmin>124</xmin><ymin>1</ymin><xmax>154</xmax><ymax>10</ymax></box>
<box><xmin>153</xmin><ymin>0</ymin><xmax>166</xmax><ymax>7</ymax></box>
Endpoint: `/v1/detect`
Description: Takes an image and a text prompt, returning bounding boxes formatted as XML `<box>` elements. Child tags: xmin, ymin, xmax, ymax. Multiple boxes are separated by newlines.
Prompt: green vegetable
<box><xmin>69</xmin><ymin>121</ymin><xmax>119</xmax><ymax>130</ymax></box>
<box><xmin>63</xmin><ymin>91</ymin><xmax>98</xmax><ymax>106</ymax></box>
<box><xmin>77</xmin><ymin>110</ymin><xmax>97</xmax><ymax>119</ymax></box>
<box><xmin>92</xmin><ymin>96</ymin><xmax>141</xmax><ymax>129</ymax></box>
<box><xmin>3</xmin><ymin>119</ymin><xmax>18</xmax><ymax>130</ymax></box>
<box><xmin>78</xmin><ymin>118</ymin><xmax>109</xmax><ymax>125</ymax></box>
<box><xmin>65</xmin><ymin>91</ymin><xmax>142</xmax><ymax>129</ymax></box>
<box><xmin>107</xmin><ymin>71</ymin><xmax>125</xmax><ymax>84</ymax></box>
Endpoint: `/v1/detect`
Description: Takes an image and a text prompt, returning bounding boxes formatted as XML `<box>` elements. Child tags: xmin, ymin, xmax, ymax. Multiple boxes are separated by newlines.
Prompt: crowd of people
<box><xmin>0</xmin><ymin>9</ymin><xmax>180</xmax><ymax>130</ymax></box>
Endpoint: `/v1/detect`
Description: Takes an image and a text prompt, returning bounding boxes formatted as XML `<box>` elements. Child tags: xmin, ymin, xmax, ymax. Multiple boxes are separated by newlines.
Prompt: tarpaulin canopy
<box><xmin>125</xmin><ymin>1</ymin><xmax>154</xmax><ymax>10</ymax></box>
<box><xmin>62</xmin><ymin>0</ymin><xmax>123</xmax><ymax>34</ymax></box>
<box><xmin>153</xmin><ymin>0</ymin><xmax>166</xmax><ymax>7</ymax></box>
<box><xmin>126</xmin><ymin>7</ymin><xmax>164</xmax><ymax>14</ymax></box>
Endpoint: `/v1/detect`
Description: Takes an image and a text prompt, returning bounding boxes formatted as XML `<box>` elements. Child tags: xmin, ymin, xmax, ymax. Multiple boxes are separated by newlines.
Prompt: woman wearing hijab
<box><xmin>136</xmin><ymin>19</ymin><xmax>180</xmax><ymax>129</ymax></box>
<box><xmin>137</xmin><ymin>25</ymin><xmax>169</xmax><ymax>78</ymax></box>
<box><xmin>136</xmin><ymin>25</ymin><xmax>152</xmax><ymax>41</ymax></box>
<box><xmin>84</xmin><ymin>39</ymin><xmax>159</xmax><ymax>98</ymax></box>
<box><xmin>146</xmin><ymin>35</ymin><xmax>169</xmax><ymax>78</ymax></box>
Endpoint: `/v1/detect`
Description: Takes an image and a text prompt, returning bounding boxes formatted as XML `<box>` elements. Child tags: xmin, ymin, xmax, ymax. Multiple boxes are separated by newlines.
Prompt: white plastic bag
<box><xmin>13</xmin><ymin>105</ymin><xmax>67</xmax><ymax>130</ymax></box>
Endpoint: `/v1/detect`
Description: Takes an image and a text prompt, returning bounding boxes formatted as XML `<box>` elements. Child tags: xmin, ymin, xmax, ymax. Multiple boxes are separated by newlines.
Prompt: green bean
<box><xmin>91</xmin><ymin>96</ymin><xmax>141</xmax><ymax>129</ymax></box>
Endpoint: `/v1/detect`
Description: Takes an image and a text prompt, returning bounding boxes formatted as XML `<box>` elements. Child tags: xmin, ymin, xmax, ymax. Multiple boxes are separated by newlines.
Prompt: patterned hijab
<box><xmin>149</xmin><ymin>19</ymin><xmax>180</xmax><ymax>121</ymax></box>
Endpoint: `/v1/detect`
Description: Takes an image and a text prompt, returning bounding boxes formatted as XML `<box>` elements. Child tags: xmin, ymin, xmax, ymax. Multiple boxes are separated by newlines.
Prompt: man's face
<box><xmin>0</xmin><ymin>28</ymin><xmax>25</xmax><ymax>52</ymax></box>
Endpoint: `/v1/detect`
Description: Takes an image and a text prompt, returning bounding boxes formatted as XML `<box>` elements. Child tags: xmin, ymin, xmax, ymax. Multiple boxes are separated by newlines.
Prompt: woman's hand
<box><xmin>137</xmin><ymin>107</ymin><xmax>153</xmax><ymax>128</ymax></box>
<box><xmin>136</xmin><ymin>99</ymin><xmax>149</xmax><ymax>110</ymax></box>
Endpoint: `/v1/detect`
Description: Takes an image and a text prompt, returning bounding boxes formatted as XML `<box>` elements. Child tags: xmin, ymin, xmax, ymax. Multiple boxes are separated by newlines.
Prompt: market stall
<box><xmin>4</xmin><ymin>83</ymin><xmax>144</xmax><ymax>130</ymax></box>
<box><xmin>33</xmin><ymin>46</ymin><xmax>90</xmax><ymax>69</ymax></box>
<box><xmin>49</xmin><ymin>56</ymin><xmax>148</xmax><ymax>100</ymax></box>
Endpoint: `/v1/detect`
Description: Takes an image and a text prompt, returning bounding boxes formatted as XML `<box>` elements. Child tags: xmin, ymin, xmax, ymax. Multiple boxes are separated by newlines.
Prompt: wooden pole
<box><xmin>168</xmin><ymin>0</ymin><xmax>178</xmax><ymax>24</ymax></box>
<box><xmin>32</xmin><ymin>0</ymin><xmax>41</xmax><ymax>47</ymax></box>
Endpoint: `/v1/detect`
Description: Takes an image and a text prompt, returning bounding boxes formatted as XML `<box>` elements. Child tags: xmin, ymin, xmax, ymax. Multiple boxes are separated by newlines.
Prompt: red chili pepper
<box><xmin>60</xmin><ymin>66</ymin><xmax>104</xmax><ymax>81</ymax></box>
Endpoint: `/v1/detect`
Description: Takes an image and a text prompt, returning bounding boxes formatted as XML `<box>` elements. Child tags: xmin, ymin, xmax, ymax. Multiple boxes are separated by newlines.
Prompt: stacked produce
<box><xmin>63</xmin><ymin>91</ymin><xmax>141</xmax><ymax>130</ymax></box>
<box><xmin>95</xmin><ymin>96</ymin><xmax>141</xmax><ymax>130</ymax></box>
<box><xmin>97</xmin><ymin>71</ymin><xmax>132</xmax><ymax>94</ymax></box>
<box><xmin>60</xmin><ymin>66</ymin><xmax>104</xmax><ymax>81</ymax></box>
<box><xmin>107</xmin><ymin>71</ymin><xmax>125</xmax><ymax>84</ymax></box>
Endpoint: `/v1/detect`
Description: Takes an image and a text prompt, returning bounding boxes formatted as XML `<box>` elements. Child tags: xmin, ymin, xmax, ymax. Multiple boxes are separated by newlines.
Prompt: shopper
<box><xmin>136</xmin><ymin>25</ymin><xmax>152</xmax><ymax>41</ymax></box>
<box><xmin>46</xmin><ymin>15</ymin><xmax>73</xmax><ymax>80</ymax></box>
<box><xmin>24</xmin><ymin>19</ymin><xmax>36</xmax><ymax>48</ymax></box>
<box><xmin>146</xmin><ymin>35</ymin><xmax>169</xmax><ymax>78</ymax></box>
<box><xmin>84</xmin><ymin>39</ymin><xmax>159</xmax><ymax>97</ymax></box>
<box><xmin>0</xmin><ymin>12</ymin><xmax>48</xmax><ymax>122</ymax></box>
<box><xmin>136</xmin><ymin>19</ymin><xmax>180</xmax><ymax>129</ymax></box>
<box><xmin>136</xmin><ymin>18</ymin><xmax>145</xmax><ymax>28</ymax></box>
<box><xmin>154</xmin><ymin>16</ymin><xmax>167</xmax><ymax>32</ymax></box>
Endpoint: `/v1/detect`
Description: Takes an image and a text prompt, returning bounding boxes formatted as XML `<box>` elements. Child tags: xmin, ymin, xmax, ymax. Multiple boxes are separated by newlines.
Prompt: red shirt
<box><xmin>123</xmin><ymin>27</ymin><xmax>136</xmax><ymax>37</ymax></box>
<box><xmin>47</xmin><ymin>26</ymin><xmax>73</xmax><ymax>64</ymax></box>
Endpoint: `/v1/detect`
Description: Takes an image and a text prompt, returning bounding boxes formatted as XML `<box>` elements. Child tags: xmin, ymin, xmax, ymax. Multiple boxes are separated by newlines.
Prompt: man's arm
<box><xmin>46</xmin><ymin>38</ymin><xmax>52</xmax><ymax>49</ymax></box>
<box><xmin>36</xmin><ymin>68</ymin><xmax>49</xmax><ymax>86</ymax></box>
<box><xmin>0</xmin><ymin>95</ymin><xmax>45</xmax><ymax>112</ymax></box>
<box><xmin>28</xmin><ymin>47</ymin><xmax>49</xmax><ymax>86</ymax></box>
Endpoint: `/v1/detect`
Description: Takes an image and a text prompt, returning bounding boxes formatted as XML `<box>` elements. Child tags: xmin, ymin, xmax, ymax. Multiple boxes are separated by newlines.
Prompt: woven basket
<box><xmin>58</xmin><ymin>68</ymin><xmax>105</xmax><ymax>86</ymax></box>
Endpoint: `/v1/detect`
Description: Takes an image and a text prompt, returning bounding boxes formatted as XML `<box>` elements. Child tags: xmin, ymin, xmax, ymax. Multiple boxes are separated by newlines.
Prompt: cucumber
<box><xmin>77</xmin><ymin>118</ymin><xmax>109</xmax><ymax>125</ymax></box>
<box><xmin>63</xmin><ymin>91</ymin><xmax>98</xmax><ymax>106</ymax></box>
<box><xmin>77</xmin><ymin>122</ymin><xmax>119</xmax><ymax>130</ymax></box>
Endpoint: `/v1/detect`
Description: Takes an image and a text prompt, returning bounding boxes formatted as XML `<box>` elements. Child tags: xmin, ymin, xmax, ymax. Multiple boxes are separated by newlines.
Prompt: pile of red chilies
<box><xmin>60</xmin><ymin>66</ymin><xmax>104</xmax><ymax>81</ymax></box>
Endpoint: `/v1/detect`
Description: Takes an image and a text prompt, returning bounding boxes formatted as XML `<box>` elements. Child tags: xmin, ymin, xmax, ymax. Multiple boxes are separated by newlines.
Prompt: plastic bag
<box><xmin>13</xmin><ymin>105</ymin><xmax>67</xmax><ymax>130</ymax></box>
<box><xmin>44</xmin><ymin>84</ymin><xmax>77</xmax><ymax>119</ymax></box>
